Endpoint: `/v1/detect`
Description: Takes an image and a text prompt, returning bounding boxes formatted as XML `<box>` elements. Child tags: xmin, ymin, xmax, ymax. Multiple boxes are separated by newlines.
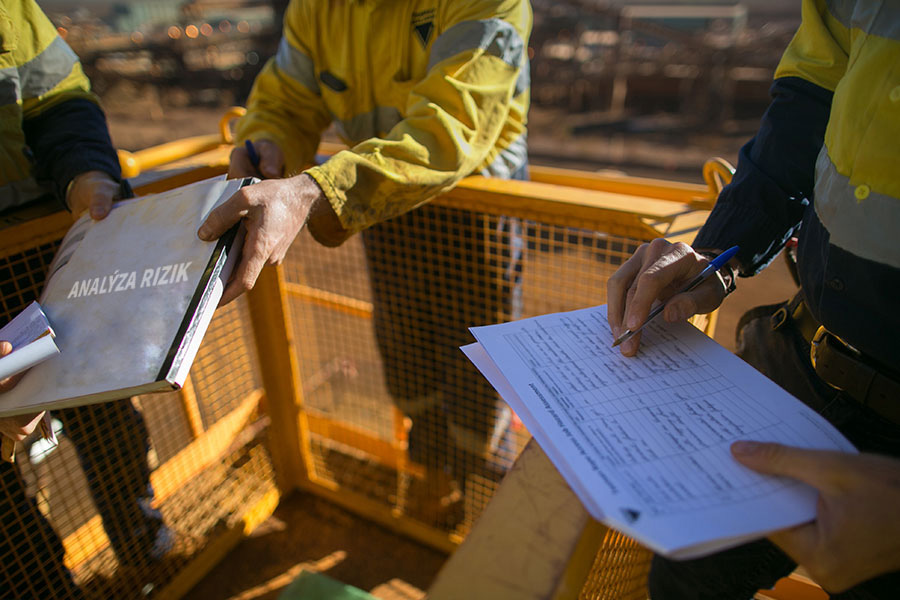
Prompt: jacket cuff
<box><xmin>694</xmin><ymin>142</ymin><xmax>807</xmax><ymax>276</ymax></box>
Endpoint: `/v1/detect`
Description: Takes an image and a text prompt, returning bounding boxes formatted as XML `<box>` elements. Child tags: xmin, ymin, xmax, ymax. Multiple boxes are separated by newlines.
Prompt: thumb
<box><xmin>198</xmin><ymin>191</ymin><xmax>248</xmax><ymax>241</ymax></box>
<box><xmin>0</xmin><ymin>341</ymin><xmax>22</xmax><ymax>392</ymax></box>
<box><xmin>90</xmin><ymin>190</ymin><xmax>114</xmax><ymax>220</ymax></box>
<box><xmin>731</xmin><ymin>441</ymin><xmax>844</xmax><ymax>492</ymax></box>
<box><xmin>257</xmin><ymin>142</ymin><xmax>284</xmax><ymax>179</ymax></box>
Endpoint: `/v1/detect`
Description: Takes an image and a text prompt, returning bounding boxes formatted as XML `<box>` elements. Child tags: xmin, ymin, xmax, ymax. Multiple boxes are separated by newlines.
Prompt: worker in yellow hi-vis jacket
<box><xmin>607</xmin><ymin>0</ymin><xmax>900</xmax><ymax>596</ymax></box>
<box><xmin>1</xmin><ymin>2</ymin><xmax>172</xmax><ymax>596</ymax></box>
<box><xmin>198</xmin><ymin>0</ymin><xmax>532</xmax><ymax>522</ymax></box>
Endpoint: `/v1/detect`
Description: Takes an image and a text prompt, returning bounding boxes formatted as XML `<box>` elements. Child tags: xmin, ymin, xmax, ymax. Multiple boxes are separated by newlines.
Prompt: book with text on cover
<box><xmin>463</xmin><ymin>305</ymin><xmax>855</xmax><ymax>560</ymax></box>
<box><xmin>0</xmin><ymin>175</ymin><xmax>251</xmax><ymax>417</ymax></box>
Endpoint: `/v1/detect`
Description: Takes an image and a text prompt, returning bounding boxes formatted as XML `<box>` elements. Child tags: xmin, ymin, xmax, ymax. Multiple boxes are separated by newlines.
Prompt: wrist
<box><xmin>696</xmin><ymin>249</ymin><xmax>737</xmax><ymax>296</ymax></box>
<box><xmin>298</xmin><ymin>173</ymin><xmax>350</xmax><ymax>247</ymax></box>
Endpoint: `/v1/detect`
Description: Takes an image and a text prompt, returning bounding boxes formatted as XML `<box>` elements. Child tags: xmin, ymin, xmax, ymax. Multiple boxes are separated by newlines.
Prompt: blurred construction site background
<box><xmin>42</xmin><ymin>0</ymin><xmax>800</xmax><ymax>178</ymax></box>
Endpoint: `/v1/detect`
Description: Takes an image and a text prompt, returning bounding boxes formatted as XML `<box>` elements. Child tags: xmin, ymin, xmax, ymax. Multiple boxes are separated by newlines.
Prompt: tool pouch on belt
<box><xmin>769</xmin><ymin>293</ymin><xmax>900</xmax><ymax>425</ymax></box>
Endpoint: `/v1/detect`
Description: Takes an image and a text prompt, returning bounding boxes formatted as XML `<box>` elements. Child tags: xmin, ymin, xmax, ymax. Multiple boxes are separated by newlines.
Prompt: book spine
<box><xmin>157</xmin><ymin>223</ymin><xmax>240</xmax><ymax>385</ymax></box>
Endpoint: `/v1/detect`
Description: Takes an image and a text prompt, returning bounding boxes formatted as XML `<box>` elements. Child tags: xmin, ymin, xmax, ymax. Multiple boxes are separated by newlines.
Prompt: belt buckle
<box><xmin>810</xmin><ymin>326</ymin><xmax>843</xmax><ymax>390</ymax></box>
<box><xmin>811</xmin><ymin>326</ymin><xmax>862</xmax><ymax>392</ymax></box>
<box><xmin>810</xmin><ymin>325</ymin><xmax>827</xmax><ymax>371</ymax></box>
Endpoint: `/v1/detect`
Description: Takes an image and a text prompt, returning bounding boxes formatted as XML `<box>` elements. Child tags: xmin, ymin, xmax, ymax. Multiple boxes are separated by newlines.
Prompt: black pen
<box><xmin>612</xmin><ymin>245</ymin><xmax>740</xmax><ymax>348</ymax></box>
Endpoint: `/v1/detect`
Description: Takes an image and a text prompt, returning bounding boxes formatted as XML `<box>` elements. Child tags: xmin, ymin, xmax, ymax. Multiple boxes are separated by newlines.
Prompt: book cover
<box><xmin>0</xmin><ymin>175</ymin><xmax>250</xmax><ymax>417</ymax></box>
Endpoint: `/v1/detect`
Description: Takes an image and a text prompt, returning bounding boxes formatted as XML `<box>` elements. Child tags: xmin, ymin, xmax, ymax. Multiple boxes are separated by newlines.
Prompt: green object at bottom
<box><xmin>278</xmin><ymin>570</ymin><xmax>376</xmax><ymax>600</ymax></box>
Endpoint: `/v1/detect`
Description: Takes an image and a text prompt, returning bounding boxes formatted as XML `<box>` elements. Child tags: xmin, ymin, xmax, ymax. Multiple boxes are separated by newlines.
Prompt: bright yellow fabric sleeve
<box><xmin>234</xmin><ymin>2</ymin><xmax>331</xmax><ymax>175</ymax></box>
<box><xmin>774</xmin><ymin>0</ymin><xmax>850</xmax><ymax>91</ymax></box>
<box><xmin>307</xmin><ymin>1</ymin><xmax>530</xmax><ymax>234</ymax></box>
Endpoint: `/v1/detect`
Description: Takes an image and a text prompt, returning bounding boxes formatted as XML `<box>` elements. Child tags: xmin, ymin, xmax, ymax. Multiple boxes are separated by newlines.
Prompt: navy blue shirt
<box><xmin>22</xmin><ymin>98</ymin><xmax>122</xmax><ymax>209</ymax></box>
<box><xmin>694</xmin><ymin>77</ymin><xmax>899</xmax><ymax>371</ymax></box>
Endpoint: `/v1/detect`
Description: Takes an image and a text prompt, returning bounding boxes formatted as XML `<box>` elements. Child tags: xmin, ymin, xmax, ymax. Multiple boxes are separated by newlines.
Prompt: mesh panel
<box><xmin>282</xmin><ymin>198</ymin><xmax>647</xmax><ymax>542</ymax></box>
<box><xmin>579</xmin><ymin>529</ymin><xmax>653</xmax><ymax>600</ymax></box>
<box><xmin>0</xmin><ymin>220</ymin><xmax>273</xmax><ymax>599</ymax></box>
<box><xmin>3</xmin><ymin>169</ymin><xmax>703</xmax><ymax>597</ymax></box>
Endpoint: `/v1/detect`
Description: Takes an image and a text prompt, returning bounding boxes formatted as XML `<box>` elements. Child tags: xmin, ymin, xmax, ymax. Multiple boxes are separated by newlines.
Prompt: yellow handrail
<box><xmin>117</xmin><ymin>108</ymin><xmax>736</xmax><ymax>212</ymax></box>
<box><xmin>702</xmin><ymin>157</ymin><xmax>736</xmax><ymax>200</ymax></box>
<box><xmin>117</xmin><ymin>106</ymin><xmax>246</xmax><ymax>178</ymax></box>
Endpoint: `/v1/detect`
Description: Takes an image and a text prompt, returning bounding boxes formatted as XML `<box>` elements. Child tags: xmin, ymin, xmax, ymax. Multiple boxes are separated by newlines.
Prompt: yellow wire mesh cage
<box><xmin>271</xmin><ymin>162</ymin><xmax>724</xmax><ymax>583</ymax></box>
<box><xmin>0</xmin><ymin>118</ymin><xmax>728</xmax><ymax>598</ymax></box>
<box><xmin>0</xmin><ymin>204</ymin><xmax>276</xmax><ymax>599</ymax></box>
<box><xmin>281</xmin><ymin>205</ymin><xmax>651</xmax><ymax>541</ymax></box>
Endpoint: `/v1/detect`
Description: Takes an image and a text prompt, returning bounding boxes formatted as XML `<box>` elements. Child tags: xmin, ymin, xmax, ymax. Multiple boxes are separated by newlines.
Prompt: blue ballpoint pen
<box><xmin>244</xmin><ymin>139</ymin><xmax>262</xmax><ymax>177</ymax></box>
<box><xmin>611</xmin><ymin>245</ymin><xmax>740</xmax><ymax>348</ymax></box>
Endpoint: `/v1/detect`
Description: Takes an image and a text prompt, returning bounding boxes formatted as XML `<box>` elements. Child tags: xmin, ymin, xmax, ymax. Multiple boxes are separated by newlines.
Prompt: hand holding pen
<box><xmin>228</xmin><ymin>139</ymin><xmax>285</xmax><ymax>180</ymax></box>
<box><xmin>606</xmin><ymin>240</ymin><xmax>740</xmax><ymax>356</ymax></box>
<box><xmin>245</xmin><ymin>140</ymin><xmax>262</xmax><ymax>178</ymax></box>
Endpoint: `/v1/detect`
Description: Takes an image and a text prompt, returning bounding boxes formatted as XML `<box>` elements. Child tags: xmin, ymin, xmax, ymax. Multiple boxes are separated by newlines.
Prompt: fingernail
<box><xmin>731</xmin><ymin>441</ymin><xmax>761</xmax><ymax>456</ymax></box>
<box><xmin>198</xmin><ymin>226</ymin><xmax>211</xmax><ymax>241</ymax></box>
<box><xmin>626</xmin><ymin>315</ymin><xmax>639</xmax><ymax>329</ymax></box>
<box><xmin>0</xmin><ymin>341</ymin><xmax>11</xmax><ymax>353</ymax></box>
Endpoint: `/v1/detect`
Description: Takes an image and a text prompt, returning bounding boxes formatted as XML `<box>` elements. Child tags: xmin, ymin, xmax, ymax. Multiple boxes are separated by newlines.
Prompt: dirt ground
<box><xmin>188</xmin><ymin>492</ymin><xmax>447</xmax><ymax>600</ymax></box>
<box><xmin>102</xmin><ymin>97</ymin><xmax>798</xmax><ymax>599</ymax></box>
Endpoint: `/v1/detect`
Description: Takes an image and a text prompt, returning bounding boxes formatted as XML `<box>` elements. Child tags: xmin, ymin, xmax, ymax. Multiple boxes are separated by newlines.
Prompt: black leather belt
<box><xmin>772</xmin><ymin>297</ymin><xmax>900</xmax><ymax>425</ymax></box>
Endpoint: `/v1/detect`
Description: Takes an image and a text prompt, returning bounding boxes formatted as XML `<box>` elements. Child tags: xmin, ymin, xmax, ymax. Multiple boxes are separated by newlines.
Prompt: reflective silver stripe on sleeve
<box><xmin>481</xmin><ymin>132</ymin><xmax>528</xmax><ymax>179</ymax></box>
<box><xmin>825</xmin><ymin>0</ymin><xmax>854</xmax><ymax>29</ymax></box>
<box><xmin>19</xmin><ymin>36</ymin><xmax>79</xmax><ymax>100</ymax></box>
<box><xmin>428</xmin><ymin>18</ymin><xmax>525</xmax><ymax>71</ymax></box>
<box><xmin>814</xmin><ymin>146</ymin><xmax>900</xmax><ymax>269</ymax></box>
<box><xmin>514</xmin><ymin>57</ymin><xmax>530</xmax><ymax>97</ymax></box>
<box><xmin>826</xmin><ymin>0</ymin><xmax>900</xmax><ymax>41</ymax></box>
<box><xmin>336</xmin><ymin>106</ymin><xmax>402</xmax><ymax>144</ymax></box>
<box><xmin>0</xmin><ymin>67</ymin><xmax>21</xmax><ymax>105</ymax></box>
<box><xmin>0</xmin><ymin>177</ymin><xmax>54</xmax><ymax>213</ymax></box>
<box><xmin>274</xmin><ymin>36</ymin><xmax>320</xmax><ymax>95</ymax></box>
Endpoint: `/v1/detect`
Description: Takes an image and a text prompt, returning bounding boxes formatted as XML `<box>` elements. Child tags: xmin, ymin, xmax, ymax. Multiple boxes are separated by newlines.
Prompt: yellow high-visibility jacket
<box><xmin>775</xmin><ymin>0</ymin><xmax>900</xmax><ymax>268</ymax></box>
<box><xmin>694</xmin><ymin>0</ymin><xmax>900</xmax><ymax>366</ymax></box>
<box><xmin>237</xmin><ymin>0</ymin><xmax>532</xmax><ymax>237</ymax></box>
<box><xmin>0</xmin><ymin>0</ymin><xmax>97</xmax><ymax>210</ymax></box>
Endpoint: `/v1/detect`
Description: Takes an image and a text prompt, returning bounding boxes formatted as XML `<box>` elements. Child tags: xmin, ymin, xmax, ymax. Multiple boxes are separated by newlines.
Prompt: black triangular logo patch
<box><xmin>320</xmin><ymin>70</ymin><xmax>347</xmax><ymax>92</ymax></box>
<box><xmin>414</xmin><ymin>22</ymin><xmax>434</xmax><ymax>48</ymax></box>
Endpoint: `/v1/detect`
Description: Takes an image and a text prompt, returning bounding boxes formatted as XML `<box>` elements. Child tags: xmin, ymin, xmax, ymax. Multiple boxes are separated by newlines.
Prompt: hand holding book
<box><xmin>198</xmin><ymin>173</ymin><xmax>322</xmax><ymax>305</ymax></box>
<box><xmin>0</xmin><ymin>176</ymin><xmax>250</xmax><ymax>418</ymax></box>
<box><xmin>0</xmin><ymin>340</ymin><xmax>56</xmax><ymax>462</ymax></box>
<box><xmin>0</xmin><ymin>302</ymin><xmax>59</xmax><ymax>384</ymax></box>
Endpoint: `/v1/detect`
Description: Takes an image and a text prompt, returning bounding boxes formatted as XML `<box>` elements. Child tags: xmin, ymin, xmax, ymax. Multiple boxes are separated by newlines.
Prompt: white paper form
<box><xmin>466</xmin><ymin>305</ymin><xmax>856</xmax><ymax>559</ymax></box>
